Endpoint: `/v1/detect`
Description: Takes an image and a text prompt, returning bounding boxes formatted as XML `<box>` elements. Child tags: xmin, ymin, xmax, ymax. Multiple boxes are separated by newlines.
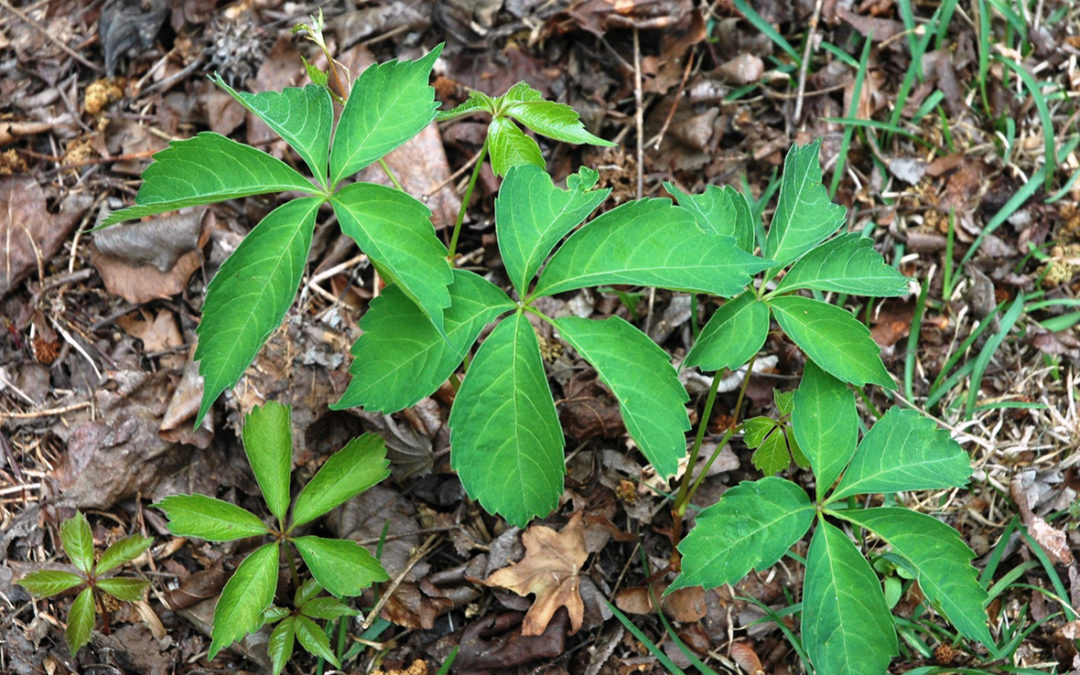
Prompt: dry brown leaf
<box><xmin>484</xmin><ymin>513</ymin><xmax>588</xmax><ymax>636</ymax></box>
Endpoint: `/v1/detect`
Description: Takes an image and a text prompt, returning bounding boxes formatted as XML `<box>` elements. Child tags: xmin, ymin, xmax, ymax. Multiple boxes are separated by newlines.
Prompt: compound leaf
<box><xmin>155</xmin><ymin>495</ymin><xmax>269</xmax><ymax>541</ymax></box>
<box><xmin>793</xmin><ymin>361</ymin><xmax>857</xmax><ymax>499</ymax></box>
<box><xmin>768</xmin><ymin>295</ymin><xmax>893</xmax><ymax>388</ymax></box>
<box><xmin>209</xmin><ymin>542</ymin><xmax>279</xmax><ymax>658</ymax></box>
<box><xmin>554</xmin><ymin>316</ymin><xmax>689</xmax><ymax>478</ymax></box>
<box><xmin>503</xmin><ymin>98</ymin><xmax>613</xmax><ymax>146</ymax></box>
<box><xmin>750</xmin><ymin>428</ymin><xmax>793</xmax><ymax>476</ymax></box>
<box><xmin>333</xmin><ymin>269</ymin><xmax>514</xmax><ymax>413</ymax></box>
<box><xmin>497</xmin><ymin>164</ymin><xmax>609</xmax><ymax>296</ymax></box>
<box><xmin>449</xmin><ymin>313</ymin><xmax>564</xmax><ymax>527</ymax></box>
<box><xmin>268</xmin><ymin>617</ymin><xmax>296</xmax><ymax>675</ymax></box>
<box><xmin>103</xmin><ymin>133</ymin><xmax>317</xmax><ymax>225</ymax></box>
<box><xmin>330</xmin><ymin>45</ymin><xmax>441</xmax><ymax>185</ymax></box>
<box><xmin>683</xmin><ymin>291</ymin><xmax>769</xmax><ymax>372</ymax></box>
<box><xmin>764</xmin><ymin>140</ymin><xmax>847</xmax><ymax>267</ymax></box>
<box><xmin>773</xmin><ymin>233</ymin><xmax>910</xmax><ymax>297</ymax></box>
<box><xmin>836</xmin><ymin>508</ymin><xmax>992</xmax><ymax>648</ymax></box>
<box><xmin>534</xmin><ymin>198</ymin><xmax>769</xmax><ymax>299</ymax></box>
<box><xmin>332</xmin><ymin>182</ymin><xmax>452</xmax><ymax>336</ymax></box>
<box><xmin>803</xmin><ymin>522</ymin><xmax>897</xmax><ymax>675</ymax></box>
<box><xmin>96</xmin><ymin>577</ymin><xmax>148</xmax><ymax>602</ymax></box>
<box><xmin>291</xmin><ymin>434</ymin><xmax>389</xmax><ymax>528</ymax></box>
<box><xmin>295</xmin><ymin>615</ymin><xmax>339</xmax><ymax>666</ymax></box>
<box><xmin>195</xmin><ymin>197</ymin><xmax>320</xmax><ymax>425</ymax></box>
<box><xmin>60</xmin><ymin>511</ymin><xmax>94</xmax><ymax>575</ymax></box>
<box><xmin>664</xmin><ymin>182</ymin><xmax>755</xmax><ymax>252</ymax></box>
<box><xmin>488</xmin><ymin>117</ymin><xmax>544</xmax><ymax>177</ymax></box>
<box><xmin>66</xmin><ymin>586</ymin><xmax>95</xmax><ymax>656</ymax></box>
<box><xmin>830</xmin><ymin>408</ymin><xmax>971</xmax><ymax>501</ymax></box>
<box><xmin>212</xmin><ymin>78</ymin><xmax>332</xmax><ymax>186</ymax></box>
<box><xmin>669</xmin><ymin>477</ymin><xmax>813</xmax><ymax>592</ymax></box>
<box><xmin>17</xmin><ymin>570</ymin><xmax>85</xmax><ymax>598</ymax></box>
<box><xmin>292</xmin><ymin>536</ymin><xmax>388</xmax><ymax>597</ymax></box>
<box><xmin>242</xmin><ymin>401</ymin><xmax>293</xmax><ymax>523</ymax></box>
<box><xmin>96</xmin><ymin>535</ymin><xmax>153</xmax><ymax>575</ymax></box>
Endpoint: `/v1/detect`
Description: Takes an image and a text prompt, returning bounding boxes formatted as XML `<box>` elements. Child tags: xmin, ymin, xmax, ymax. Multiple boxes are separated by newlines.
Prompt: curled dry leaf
<box><xmin>484</xmin><ymin>513</ymin><xmax>588</xmax><ymax>636</ymax></box>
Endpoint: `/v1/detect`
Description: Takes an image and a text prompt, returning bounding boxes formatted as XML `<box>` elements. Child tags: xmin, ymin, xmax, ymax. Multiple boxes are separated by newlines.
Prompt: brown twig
<box><xmin>792</xmin><ymin>0</ymin><xmax>826</xmax><ymax>129</ymax></box>
<box><xmin>0</xmin><ymin>0</ymin><xmax>102</xmax><ymax>73</ymax></box>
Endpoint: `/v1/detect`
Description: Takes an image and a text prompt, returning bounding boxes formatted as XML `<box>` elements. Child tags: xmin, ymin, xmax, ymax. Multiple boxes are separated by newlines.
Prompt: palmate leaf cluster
<box><xmin>154</xmin><ymin>402</ymin><xmax>389</xmax><ymax>661</ymax></box>
<box><xmin>671</xmin><ymin>363</ymin><xmax>993</xmax><ymax>673</ymax></box>
<box><xmin>17</xmin><ymin>511</ymin><xmax>153</xmax><ymax>655</ymax></box>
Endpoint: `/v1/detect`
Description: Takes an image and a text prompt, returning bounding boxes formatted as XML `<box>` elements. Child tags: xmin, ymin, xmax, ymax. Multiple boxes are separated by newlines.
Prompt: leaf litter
<box><xmin>2</xmin><ymin>0</ymin><xmax>1080</xmax><ymax>672</ymax></box>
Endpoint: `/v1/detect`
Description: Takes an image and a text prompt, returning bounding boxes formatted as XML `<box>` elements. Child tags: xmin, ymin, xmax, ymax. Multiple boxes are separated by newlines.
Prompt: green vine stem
<box><xmin>378</xmin><ymin>158</ymin><xmax>405</xmax><ymax>192</ymax></box>
<box><xmin>669</xmin><ymin>353</ymin><xmax>758</xmax><ymax>558</ymax></box>
<box><xmin>448</xmin><ymin>137</ymin><xmax>489</xmax><ymax>261</ymax></box>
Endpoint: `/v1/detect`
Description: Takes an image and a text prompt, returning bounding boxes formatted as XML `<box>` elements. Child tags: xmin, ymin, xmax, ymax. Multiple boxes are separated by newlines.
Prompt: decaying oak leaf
<box><xmin>484</xmin><ymin>513</ymin><xmax>588</xmax><ymax>636</ymax></box>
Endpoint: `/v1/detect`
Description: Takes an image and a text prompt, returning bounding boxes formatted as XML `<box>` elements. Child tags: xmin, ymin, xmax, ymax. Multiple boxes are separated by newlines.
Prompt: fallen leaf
<box><xmin>484</xmin><ymin>513</ymin><xmax>589</xmax><ymax>635</ymax></box>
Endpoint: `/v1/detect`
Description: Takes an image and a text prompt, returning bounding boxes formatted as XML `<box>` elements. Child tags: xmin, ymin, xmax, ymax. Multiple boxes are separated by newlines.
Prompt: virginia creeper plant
<box><xmin>98</xmin><ymin>26</ymin><xmax>995</xmax><ymax>671</ymax></box>
<box><xmin>17</xmin><ymin>511</ymin><xmax>153</xmax><ymax>655</ymax></box>
<box><xmin>155</xmin><ymin>401</ymin><xmax>389</xmax><ymax>663</ymax></box>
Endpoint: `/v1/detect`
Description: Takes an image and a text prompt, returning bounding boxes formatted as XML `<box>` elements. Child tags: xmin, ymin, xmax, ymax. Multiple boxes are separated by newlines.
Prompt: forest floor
<box><xmin>2</xmin><ymin>0</ymin><xmax>1080</xmax><ymax>673</ymax></box>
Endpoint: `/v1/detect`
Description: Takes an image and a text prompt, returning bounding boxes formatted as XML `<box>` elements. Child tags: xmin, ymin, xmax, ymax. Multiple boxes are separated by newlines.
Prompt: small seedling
<box><xmin>263</xmin><ymin>578</ymin><xmax>358</xmax><ymax>674</ymax></box>
<box><xmin>155</xmin><ymin>401</ymin><xmax>389</xmax><ymax>660</ymax></box>
<box><xmin>742</xmin><ymin>389</ymin><xmax>808</xmax><ymax>475</ymax></box>
<box><xmin>17</xmin><ymin>511</ymin><xmax>152</xmax><ymax>655</ymax></box>
<box><xmin>670</xmin><ymin>362</ymin><xmax>994</xmax><ymax>674</ymax></box>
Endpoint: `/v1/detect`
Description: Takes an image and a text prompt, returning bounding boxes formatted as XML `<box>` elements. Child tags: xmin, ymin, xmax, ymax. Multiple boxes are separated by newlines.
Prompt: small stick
<box><xmin>792</xmin><ymin>0</ymin><xmax>826</xmax><ymax>129</ymax></box>
<box><xmin>0</xmin><ymin>0</ymin><xmax>102</xmax><ymax>73</ymax></box>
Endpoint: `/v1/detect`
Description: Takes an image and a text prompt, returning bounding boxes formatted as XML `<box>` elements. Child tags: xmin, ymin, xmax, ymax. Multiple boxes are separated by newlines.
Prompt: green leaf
<box><xmin>768</xmin><ymin>295</ymin><xmax>893</xmax><ymax>388</ymax></box>
<box><xmin>742</xmin><ymin>416</ymin><xmax>778</xmax><ymax>448</ymax></box>
<box><xmin>155</xmin><ymin>495</ymin><xmax>269</xmax><ymax>541</ymax></box>
<box><xmin>750</xmin><ymin>429</ymin><xmax>793</xmax><ymax>476</ymax></box>
<box><xmin>212</xmin><ymin>78</ymin><xmax>332</xmax><ymax>185</ymax></box>
<box><xmin>333</xmin><ymin>269</ymin><xmax>514</xmax><ymax>413</ymax></box>
<box><xmin>793</xmin><ymin>361</ymin><xmax>857</xmax><ymax>499</ymax></box>
<box><xmin>502</xmin><ymin>81</ymin><xmax>544</xmax><ymax>103</ymax></box>
<box><xmin>294</xmin><ymin>614</ymin><xmax>339</xmax><ymax>667</ymax></box>
<box><xmin>60</xmin><ymin>511</ymin><xmax>94</xmax><ymax>574</ymax></box>
<box><xmin>554</xmin><ymin>316</ymin><xmax>690</xmax><ymax>478</ymax></box>
<box><xmin>488</xmin><ymin>117</ymin><xmax>545</xmax><ymax>177</ymax></box>
<box><xmin>264</xmin><ymin>606</ymin><xmax>291</xmax><ymax>623</ymax></box>
<box><xmin>664</xmin><ymin>182</ymin><xmax>755</xmax><ymax>252</ymax></box>
<box><xmin>503</xmin><ymin>99</ymin><xmax>613</xmax><ymax>146</ymax></box>
<box><xmin>102</xmin><ymin>133</ymin><xmax>318</xmax><ymax>225</ymax></box>
<box><xmin>195</xmin><ymin>197</ymin><xmax>320</xmax><ymax>425</ymax></box>
<box><xmin>301</xmin><ymin>596</ymin><xmax>359</xmax><ymax>620</ymax></box>
<box><xmin>330</xmin><ymin>45</ymin><xmax>441</xmax><ymax>185</ymax></box>
<box><xmin>764</xmin><ymin>140</ymin><xmax>847</xmax><ymax>267</ymax></box>
<box><xmin>774</xmin><ymin>390</ymin><xmax>794</xmax><ymax>416</ymax></box>
<box><xmin>291</xmin><ymin>434</ymin><xmax>389</xmax><ymax>527</ymax></box>
<box><xmin>496</xmin><ymin>164</ymin><xmax>610</xmax><ymax>297</ymax></box>
<box><xmin>773</xmin><ymin>233</ymin><xmax>910</xmax><ymax>297</ymax></box>
<box><xmin>292</xmin><ymin>536</ymin><xmax>388</xmax><ymax>597</ymax></box>
<box><xmin>449</xmin><ymin>313</ymin><xmax>564</xmax><ymax>527</ymax></box>
<box><xmin>835</xmin><ymin>508</ymin><xmax>992</xmax><ymax>648</ymax></box>
<box><xmin>802</xmin><ymin>522</ymin><xmax>897</xmax><ymax>675</ymax></box>
<box><xmin>66</xmin><ymin>586</ymin><xmax>95</xmax><ymax>656</ymax></box>
<box><xmin>209</xmin><ymin>542</ymin><xmax>279</xmax><ymax>659</ymax></box>
<box><xmin>533</xmin><ymin>199</ymin><xmax>769</xmax><ymax>299</ymax></box>
<box><xmin>669</xmin><ymin>477</ymin><xmax>813</xmax><ymax>592</ymax></box>
<box><xmin>16</xmin><ymin>570</ymin><xmax>85</xmax><ymax>598</ymax></box>
<box><xmin>331</xmin><ymin>182</ymin><xmax>452</xmax><ymax>336</ymax></box>
<box><xmin>829</xmin><ymin>408</ymin><xmax>971</xmax><ymax>501</ymax></box>
<box><xmin>95</xmin><ymin>577</ymin><xmax>148</xmax><ymax>602</ymax></box>
<box><xmin>268</xmin><ymin>617</ymin><xmax>296</xmax><ymax>675</ymax></box>
<box><xmin>435</xmin><ymin>90</ymin><xmax>496</xmax><ymax>121</ymax></box>
<box><xmin>683</xmin><ymin>291</ymin><xmax>769</xmax><ymax>372</ymax></box>
<box><xmin>241</xmin><ymin>401</ymin><xmax>293</xmax><ymax>523</ymax></box>
<box><xmin>96</xmin><ymin>535</ymin><xmax>153</xmax><ymax>575</ymax></box>
<box><xmin>294</xmin><ymin>577</ymin><xmax>322</xmax><ymax>606</ymax></box>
